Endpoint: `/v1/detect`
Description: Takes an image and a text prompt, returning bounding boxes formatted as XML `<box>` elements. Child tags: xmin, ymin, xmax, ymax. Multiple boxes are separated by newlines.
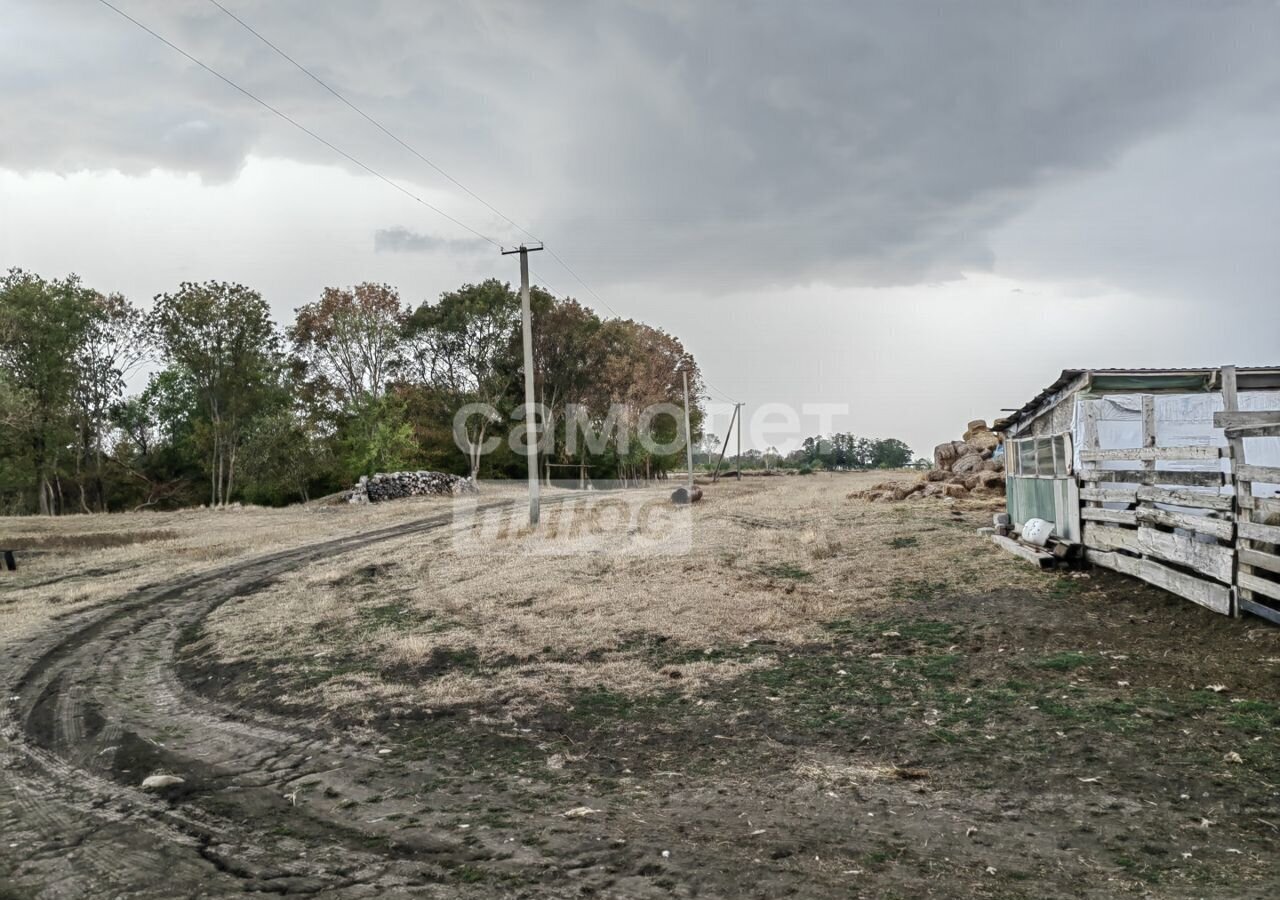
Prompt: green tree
<box><xmin>149</xmin><ymin>281</ymin><xmax>282</xmax><ymax>506</ymax></box>
<box><xmin>289</xmin><ymin>282</ymin><xmax>408</xmax><ymax>409</ymax></box>
<box><xmin>72</xmin><ymin>290</ymin><xmax>150</xmax><ymax>511</ymax></box>
<box><xmin>0</xmin><ymin>269</ymin><xmax>97</xmax><ymax>514</ymax></box>
<box><xmin>334</xmin><ymin>394</ymin><xmax>418</xmax><ymax>478</ymax></box>
<box><xmin>872</xmin><ymin>438</ymin><xmax>913</xmax><ymax>468</ymax></box>
<box><xmin>404</xmin><ymin>279</ymin><xmax>521</xmax><ymax>480</ymax></box>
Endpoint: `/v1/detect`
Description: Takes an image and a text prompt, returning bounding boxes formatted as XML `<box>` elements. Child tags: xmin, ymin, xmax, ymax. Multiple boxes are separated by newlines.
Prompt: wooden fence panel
<box><xmin>1221</xmin><ymin>366</ymin><xmax>1280</xmax><ymax>625</ymax></box>
<box><xmin>1079</xmin><ymin>392</ymin><xmax>1239</xmax><ymax>617</ymax></box>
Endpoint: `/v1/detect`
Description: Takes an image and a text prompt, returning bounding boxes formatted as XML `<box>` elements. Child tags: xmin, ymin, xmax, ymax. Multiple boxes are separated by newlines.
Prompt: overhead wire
<box><xmin>94</xmin><ymin>0</ymin><xmax>502</xmax><ymax>249</ymax></box>
<box><xmin>203</xmin><ymin>0</ymin><xmax>541</xmax><ymax>249</ymax></box>
<box><xmin>203</xmin><ymin>0</ymin><xmax>624</xmax><ymax>319</ymax></box>
<box><xmin>101</xmin><ymin>0</ymin><xmax>736</xmax><ymax>401</ymax></box>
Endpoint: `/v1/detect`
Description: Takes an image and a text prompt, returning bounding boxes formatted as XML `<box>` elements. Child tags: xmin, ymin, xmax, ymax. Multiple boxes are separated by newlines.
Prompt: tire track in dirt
<box><xmin>0</xmin><ymin>499</ymin><xmax>550</xmax><ymax>898</ymax></box>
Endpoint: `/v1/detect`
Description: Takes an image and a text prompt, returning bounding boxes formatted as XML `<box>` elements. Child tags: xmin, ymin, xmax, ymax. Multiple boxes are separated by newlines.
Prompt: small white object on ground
<box><xmin>661</xmin><ymin>850</ymin><xmax>671</xmax><ymax>858</ymax></box>
<box><xmin>141</xmin><ymin>774</ymin><xmax>185</xmax><ymax>790</ymax></box>
<box><xmin>1021</xmin><ymin>518</ymin><xmax>1053</xmax><ymax>547</ymax></box>
<box><xmin>1224</xmin><ymin>751</ymin><xmax>1244</xmax><ymax>764</ymax></box>
<box><xmin>562</xmin><ymin>806</ymin><xmax>600</xmax><ymax>818</ymax></box>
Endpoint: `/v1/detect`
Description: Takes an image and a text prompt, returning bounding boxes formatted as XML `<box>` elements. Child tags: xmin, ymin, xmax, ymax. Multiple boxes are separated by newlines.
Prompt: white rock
<box><xmin>562</xmin><ymin>806</ymin><xmax>600</xmax><ymax>818</ymax></box>
<box><xmin>141</xmin><ymin>774</ymin><xmax>185</xmax><ymax>790</ymax></box>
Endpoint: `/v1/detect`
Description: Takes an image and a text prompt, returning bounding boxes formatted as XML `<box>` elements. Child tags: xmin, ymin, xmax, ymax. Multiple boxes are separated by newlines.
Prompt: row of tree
<box><xmin>0</xmin><ymin>268</ymin><xmax>704</xmax><ymax>515</ymax></box>
<box><xmin>690</xmin><ymin>433</ymin><xmax>921</xmax><ymax>472</ymax></box>
<box><xmin>784</xmin><ymin>434</ymin><xmax>920</xmax><ymax>470</ymax></box>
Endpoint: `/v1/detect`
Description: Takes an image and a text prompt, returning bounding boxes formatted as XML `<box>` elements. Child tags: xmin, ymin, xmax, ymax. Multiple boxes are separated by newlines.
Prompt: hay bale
<box><xmin>952</xmin><ymin>453</ymin><xmax>985</xmax><ymax>476</ymax></box>
<box><xmin>943</xmin><ymin>483</ymin><xmax>969</xmax><ymax>499</ymax></box>
<box><xmin>933</xmin><ymin>441</ymin><xmax>960</xmax><ymax>470</ymax></box>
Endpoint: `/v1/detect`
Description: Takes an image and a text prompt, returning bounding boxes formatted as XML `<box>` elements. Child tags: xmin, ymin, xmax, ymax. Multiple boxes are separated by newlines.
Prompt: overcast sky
<box><xmin>3</xmin><ymin>0</ymin><xmax>1279</xmax><ymax>456</ymax></box>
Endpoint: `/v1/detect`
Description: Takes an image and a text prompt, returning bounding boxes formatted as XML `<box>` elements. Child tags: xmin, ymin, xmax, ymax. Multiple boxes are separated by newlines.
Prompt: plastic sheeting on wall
<box><xmin>1069</xmin><ymin>391</ymin><xmax>1280</xmax><ymax>501</ymax></box>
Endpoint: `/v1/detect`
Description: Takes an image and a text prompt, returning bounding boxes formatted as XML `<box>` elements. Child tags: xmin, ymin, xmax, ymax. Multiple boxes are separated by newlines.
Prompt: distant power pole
<box><xmin>682</xmin><ymin>370</ymin><xmax>694</xmax><ymax>493</ymax></box>
<box><xmin>502</xmin><ymin>242</ymin><xmax>544</xmax><ymax>526</ymax></box>
<box><xmin>736</xmin><ymin>402</ymin><xmax>743</xmax><ymax>480</ymax></box>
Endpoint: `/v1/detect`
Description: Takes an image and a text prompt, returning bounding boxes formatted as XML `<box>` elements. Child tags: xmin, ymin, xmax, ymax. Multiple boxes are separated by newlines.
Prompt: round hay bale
<box><xmin>933</xmin><ymin>441</ymin><xmax>961</xmax><ymax>470</ymax></box>
<box><xmin>967</xmin><ymin>430</ymin><xmax>1000</xmax><ymax>453</ymax></box>
<box><xmin>671</xmin><ymin>485</ymin><xmax>703</xmax><ymax>504</ymax></box>
<box><xmin>952</xmin><ymin>453</ymin><xmax>985</xmax><ymax>476</ymax></box>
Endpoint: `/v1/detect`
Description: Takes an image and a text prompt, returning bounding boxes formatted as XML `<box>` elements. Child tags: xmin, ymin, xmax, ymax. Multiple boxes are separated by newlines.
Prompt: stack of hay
<box><xmin>349</xmin><ymin>471</ymin><xmax>479</xmax><ymax>503</ymax></box>
<box><xmin>854</xmin><ymin>419</ymin><xmax>1006</xmax><ymax>503</ymax></box>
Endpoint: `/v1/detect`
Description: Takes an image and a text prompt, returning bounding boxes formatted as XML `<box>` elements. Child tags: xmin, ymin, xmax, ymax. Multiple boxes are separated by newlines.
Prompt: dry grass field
<box><xmin>3</xmin><ymin>473</ymin><xmax>1280</xmax><ymax>898</ymax></box>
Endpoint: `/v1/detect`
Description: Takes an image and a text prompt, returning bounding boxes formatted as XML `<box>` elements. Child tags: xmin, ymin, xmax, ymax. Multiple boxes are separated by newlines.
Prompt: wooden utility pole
<box><xmin>682</xmin><ymin>370</ymin><xmax>694</xmax><ymax>493</ymax></box>
<box><xmin>711</xmin><ymin>404</ymin><xmax>739</xmax><ymax>482</ymax></box>
<box><xmin>736</xmin><ymin>402</ymin><xmax>743</xmax><ymax>481</ymax></box>
<box><xmin>502</xmin><ymin>243</ymin><xmax>544</xmax><ymax>526</ymax></box>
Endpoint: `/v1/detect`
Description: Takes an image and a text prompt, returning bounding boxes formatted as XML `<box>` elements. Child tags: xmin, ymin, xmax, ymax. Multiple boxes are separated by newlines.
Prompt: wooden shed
<box><xmin>994</xmin><ymin>366</ymin><xmax>1280</xmax><ymax>623</ymax></box>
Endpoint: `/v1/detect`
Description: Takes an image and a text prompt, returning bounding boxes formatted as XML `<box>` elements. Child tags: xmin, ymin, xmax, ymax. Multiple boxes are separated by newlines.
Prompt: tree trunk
<box><xmin>225</xmin><ymin>440</ymin><xmax>237</xmax><ymax>506</ymax></box>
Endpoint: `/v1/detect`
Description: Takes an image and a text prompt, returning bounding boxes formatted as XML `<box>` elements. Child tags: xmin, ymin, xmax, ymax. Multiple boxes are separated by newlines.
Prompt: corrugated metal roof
<box><xmin>994</xmin><ymin>366</ymin><xmax>1280</xmax><ymax>432</ymax></box>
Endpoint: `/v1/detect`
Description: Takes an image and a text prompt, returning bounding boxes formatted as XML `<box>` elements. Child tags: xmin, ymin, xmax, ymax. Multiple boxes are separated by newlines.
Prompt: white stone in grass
<box><xmin>562</xmin><ymin>806</ymin><xmax>600</xmax><ymax>818</ymax></box>
<box><xmin>141</xmin><ymin>774</ymin><xmax>184</xmax><ymax>790</ymax></box>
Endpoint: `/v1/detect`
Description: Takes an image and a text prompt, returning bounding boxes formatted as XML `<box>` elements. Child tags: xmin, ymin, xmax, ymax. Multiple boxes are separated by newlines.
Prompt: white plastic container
<box><xmin>1021</xmin><ymin>517</ymin><xmax>1053</xmax><ymax>547</ymax></box>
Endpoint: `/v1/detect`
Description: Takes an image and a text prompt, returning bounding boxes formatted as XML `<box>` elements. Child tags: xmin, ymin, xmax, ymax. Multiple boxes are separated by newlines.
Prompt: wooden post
<box><xmin>1136</xmin><ymin>394</ymin><xmax>1156</xmax><ymax>535</ymax></box>
<box><xmin>711</xmin><ymin>404</ymin><xmax>739</xmax><ymax>483</ymax></box>
<box><xmin>682</xmin><ymin>371</ymin><xmax>694</xmax><ymax>494</ymax></box>
<box><xmin>1223</xmin><ymin>365</ymin><xmax>1248</xmax><ymax>616</ymax></box>
<box><xmin>736</xmin><ymin>403</ymin><xmax>743</xmax><ymax>481</ymax></box>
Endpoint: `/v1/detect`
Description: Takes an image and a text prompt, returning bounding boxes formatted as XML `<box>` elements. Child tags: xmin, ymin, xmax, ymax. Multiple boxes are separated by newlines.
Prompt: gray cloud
<box><xmin>3</xmin><ymin>0</ymin><xmax>1279</xmax><ymax>303</ymax></box>
<box><xmin>373</xmin><ymin>226</ymin><xmax>488</xmax><ymax>255</ymax></box>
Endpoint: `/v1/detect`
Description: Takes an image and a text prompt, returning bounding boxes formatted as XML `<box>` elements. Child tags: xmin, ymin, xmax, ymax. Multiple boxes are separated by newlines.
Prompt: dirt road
<box><xmin>1</xmin><ymin>505</ymin><xmax>527</xmax><ymax>898</ymax></box>
<box><xmin>3</xmin><ymin>479</ymin><xmax>1279</xmax><ymax>898</ymax></box>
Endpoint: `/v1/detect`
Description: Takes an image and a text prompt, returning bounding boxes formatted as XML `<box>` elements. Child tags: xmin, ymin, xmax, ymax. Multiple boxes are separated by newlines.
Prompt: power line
<box><xmin>204</xmin><ymin>0</ymin><xmax>540</xmax><ymax>248</ymax></box>
<box><xmin>542</xmin><ymin>248</ymin><xmax>622</xmax><ymax>318</ymax></box>
<box><xmin>94</xmin><ymin>0</ymin><xmax>501</xmax><ymax>249</ymax></box>
<box><xmin>103</xmin><ymin>0</ymin><xmax>731</xmax><ymax>400</ymax></box>
<box><xmin>205</xmin><ymin>0</ymin><xmax>626</xmax><ymax>321</ymax></box>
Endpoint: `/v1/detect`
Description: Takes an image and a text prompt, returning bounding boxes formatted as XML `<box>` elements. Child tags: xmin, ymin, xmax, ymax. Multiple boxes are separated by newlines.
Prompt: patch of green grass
<box><xmin>822</xmin><ymin>618</ymin><xmax>957</xmax><ymax>646</ymax></box>
<box><xmin>1225</xmin><ymin>699</ymin><xmax>1280</xmax><ymax>733</ymax></box>
<box><xmin>887</xmin><ymin>536</ymin><xmax>919</xmax><ymax>549</ymax></box>
<box><xmin>894</xmin><ymin>621</ymin><xmax>957</xmax><ymax>645</ymax></box>
<box><xmin>891</xmin><ymin>579</ymin><xmax>950</xmax><ymax>603</ymax></box>
<box><xmin>758</xmin><ymin>562</ymin><xmax>813</xmax><ymax>581</ymax></box>
<box><xmin>1046</xmin><ymin>576</ymin><xmax>1088</xmax><ymax>599</ymax></box>
<box><xmin>569</xmin><ymin>687</ymin><xmax>640</xmax><ymax>721</ymax></box>
<box><xmin>1031</xmin><ymin>651</ymin><xmax>1094</xmax><ymax>672</ymax></box>
<box><xmin>358</xmin><ymin>601</ymin><xmax>418</xmax><ymax>632</ymax></box>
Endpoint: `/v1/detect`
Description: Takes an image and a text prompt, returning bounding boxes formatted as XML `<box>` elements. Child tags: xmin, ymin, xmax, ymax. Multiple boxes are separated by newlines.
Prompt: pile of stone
<box><xmin>348</xmin><ymin>471</ymin><xmax>478</xmax><ymax>504</ymax></box>
<box><xmin>853</xmin><ymin>419</ymin><xmax>1006</xmax><ymax>503</ymax></box>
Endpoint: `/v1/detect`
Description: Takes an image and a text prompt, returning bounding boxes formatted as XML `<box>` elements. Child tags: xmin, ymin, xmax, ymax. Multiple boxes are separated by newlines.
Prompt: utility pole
<box><xmin>502</xmin><ymin>242</ymin><xmax>544</xmax><ymax>526</ymax></box>
<box><xmin>682</xmin><ymin>370</ymin><xmax>694</xmax><ymax>493</ymax></box>
<box><xmin>711</xmin><ymin>403</ymin><xmax>739</xmax><ymax>482</ymax></box>
<box><xmin>736</xmin><ymin>402</ymin><xmax>743</xmax><ymax>481</ymax></box>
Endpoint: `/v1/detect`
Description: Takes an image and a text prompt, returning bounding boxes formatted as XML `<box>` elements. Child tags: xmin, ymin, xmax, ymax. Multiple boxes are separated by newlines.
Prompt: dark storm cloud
<box><xmin>373</xmin><ymin>226</ymin><xmax>487</xmax><ymax>255</ymax></box>
<box><xmin>4</xmin><ymin>0</ymin><xmax>1279</xmax><ymax>296</ymax></box>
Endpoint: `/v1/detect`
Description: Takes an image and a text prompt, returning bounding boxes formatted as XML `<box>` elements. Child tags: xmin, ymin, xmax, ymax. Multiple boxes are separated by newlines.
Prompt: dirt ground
<box><xmin>2</xmin><ymin>473</ymin><xmax>1279</xmax><ymax>898</ymax></box>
